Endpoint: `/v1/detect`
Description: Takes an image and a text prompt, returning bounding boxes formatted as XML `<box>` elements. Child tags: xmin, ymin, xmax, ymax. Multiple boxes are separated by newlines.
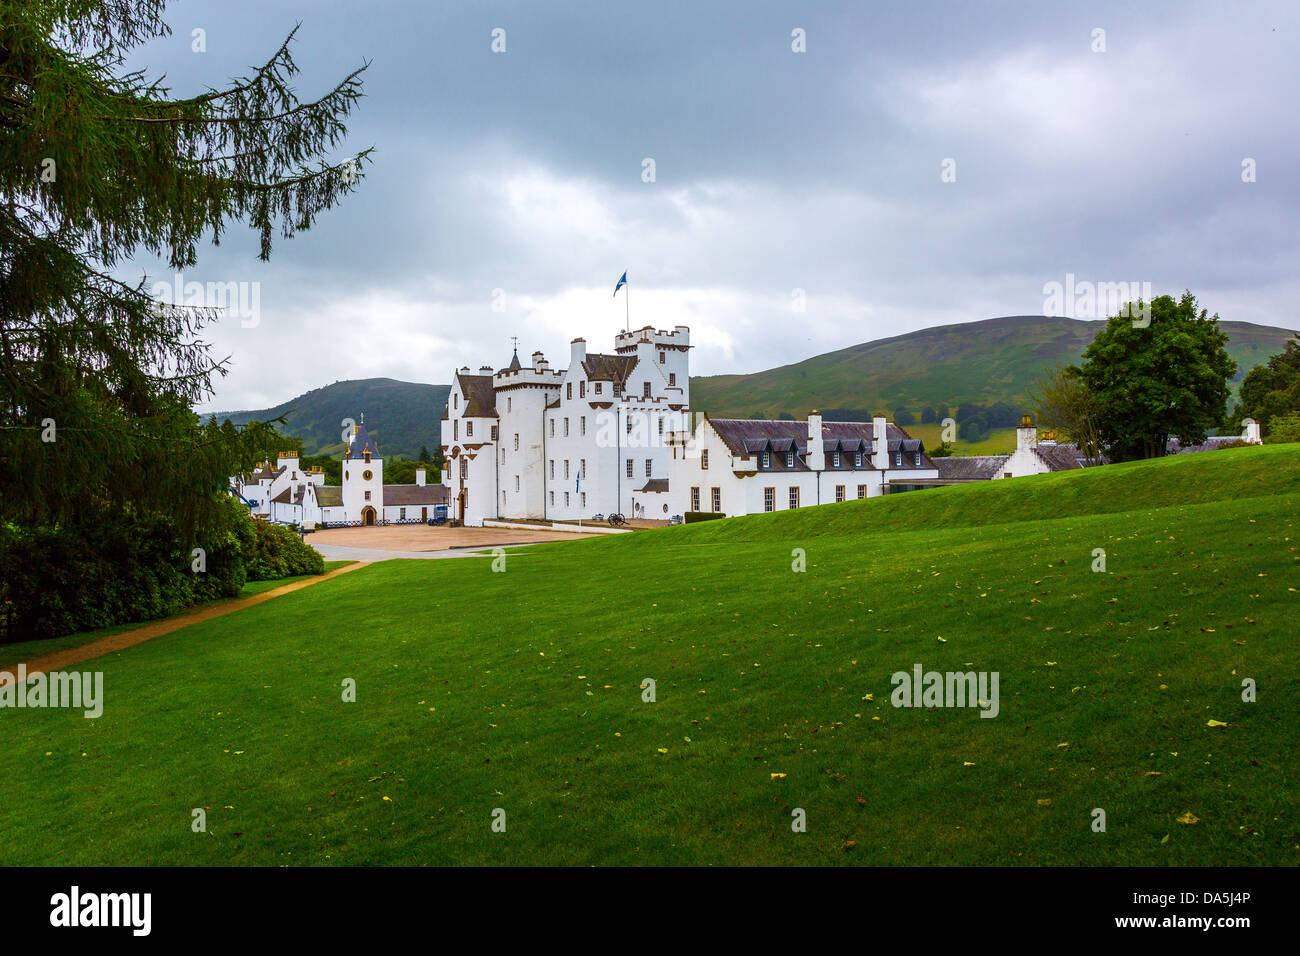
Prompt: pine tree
<box><xmin>1</xmin><ymin>1</ymin><xmax>372</xmax><ymax>530</ymax></box>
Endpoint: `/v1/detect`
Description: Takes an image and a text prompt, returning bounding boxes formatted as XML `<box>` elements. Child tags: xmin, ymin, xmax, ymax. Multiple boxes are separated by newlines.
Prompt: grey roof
<box><xmin>708</xmin><ymin>419</ymin><xmax>934</xmax><ymax>472</ymax></box>
<box><xmin>507</xmin><ymin>349</ymin><xmax>522</xmax><ymax>371</ymax></box>
<box><xmin>345</xmin><ymin>415</ymin><xmax>380</xmax><ymax>460</ymax></box>
<box><xmin>383</xmin><ymin>483</ymin><xmax>449</xmax><ymax>505</ymax></box>
<box><xmin>932</xmin><ymin>455</ymin><xmax>1010</xmax><ymax>481</ymax></box>
<box><xmin>1167</xmin><ymin>435</ymin><xmax>1239</xmax><ymax>455</ymax></box>
<box><xmin>1034</xmin><ymin>443</ymin><xmax>1089</xmax><ymax>471</ymax></box>
<box><xmin>638</xmin><ymin>478</ymin><xmax>670</xmax><ymax>493</ymax></box>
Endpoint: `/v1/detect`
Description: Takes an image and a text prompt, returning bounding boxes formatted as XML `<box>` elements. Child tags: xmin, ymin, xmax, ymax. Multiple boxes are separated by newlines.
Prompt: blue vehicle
<box><xmin>428</xmin><ymin>504</ymin><xmax>449</xmax><ymax>526</ymax></box>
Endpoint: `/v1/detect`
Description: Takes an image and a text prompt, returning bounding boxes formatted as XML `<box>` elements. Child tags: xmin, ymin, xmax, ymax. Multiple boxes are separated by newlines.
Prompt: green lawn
<box><xmin>0</xmin><ymin>449</ymin><xmax>1295</xmax><ymax>865</ymax></box>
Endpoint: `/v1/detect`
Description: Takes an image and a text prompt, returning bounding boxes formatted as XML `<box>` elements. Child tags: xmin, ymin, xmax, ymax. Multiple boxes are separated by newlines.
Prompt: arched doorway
<box><xmin>362</xmin><ymin>506</ymin><xmax>376</xmax><ymax>526</ymax></box>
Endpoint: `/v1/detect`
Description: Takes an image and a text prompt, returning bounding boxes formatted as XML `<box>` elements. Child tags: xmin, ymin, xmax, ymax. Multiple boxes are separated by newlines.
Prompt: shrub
<box><xmin>685</xmin><ymin>511</ymin><xmax>726</xmax><ymax>523</ymax></box>
<box><xmin>245</xmin><ymin>520</ymin><xmax>325</xmax><ymax>580</ymax></box>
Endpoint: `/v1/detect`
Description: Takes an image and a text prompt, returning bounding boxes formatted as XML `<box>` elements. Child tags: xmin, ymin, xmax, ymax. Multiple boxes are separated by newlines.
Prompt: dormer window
<box><xmin>613</xmin><ymin>383</ymin><xmax>622</xmax><ymax>397</ymax></box>
<box><xmin>760</xmin><ymin>452</ymin><xmax>771</xmax><ymax>469</ymax></box>
<box><xmin>786</xmin><ymin>451</ymin><xmax>795</xmax><ymax>468</ymax></box>
<box><xmin>913</xmin><ymin>452</ymin><xmax>921</xmax><ymax>466</ymax></box>
<box><xmin>894</xmin><ymin>451</ymin><xmax>902</xmax><ymax>467</ymax></box>
<box><xmin>854</xmin><ymin>452</ymin><xmax>863</xmax><ymax>468</ymax></box>
<box><xmin>363</xmin><ymin>450</ymin><xmax>371</xmax><ymax>463</ymax></box>
<box><xmin>832</xmin><ymin>451</ymin><xmax>841</xmax><ymax>467</ymax></box>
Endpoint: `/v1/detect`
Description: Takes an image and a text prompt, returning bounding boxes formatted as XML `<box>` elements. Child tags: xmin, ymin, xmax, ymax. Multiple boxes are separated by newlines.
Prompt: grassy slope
<box><xmin>690</xmin><ymin>315</ymin><xmax>1297</xmax><ymax>420</ymax></box>
<box><xmin>1</xmin><ymin>448</ymin><xmax>1296</xmax><ymax>866</ymax></box>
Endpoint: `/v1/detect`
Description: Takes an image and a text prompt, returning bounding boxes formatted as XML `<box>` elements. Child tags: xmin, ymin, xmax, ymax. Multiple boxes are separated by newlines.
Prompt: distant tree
<box><xmin>418</xmin><ymin>444</ymin><xmax>432</xmax><ymax>463</ymax></box>
<box><xmin>920</xmin><ymin>406</ymin><xmax>937</xmax><ymax>424</ymax></box>
<box><xmin>1026</xmin><ymin>364</ymin><xmax>1103</xmax><ymax>464</ymax></box>
<box><xmin>936</xmin><ymin>404</ymin><xmax>950</xmax><ymax>421</ymax></box>
<box><xmin>1236</xmin><ymin>335</ymin><xmax>1300</xmax><ymax>434</ymax></box>
<box><xmin>777</xmin><ymin>412</ymin><xmax>795</xmax><ymax>421</ymax></box>
<box><xmin>926</xmin><ymin>440</ymin><xmax>955</xmax><ymax>458</ymax></box>
<box><xmin>893</xmin><ymin>407</ymin><xmax>915</xmax><ymax>426</ymax></box>
<box><xmin>1078</xmin><ymin>293</ymin><xmax>1236</xmax><ymax>460</ymax></box>
<box><xmin>751</xmin><ymin>410</ymin><xmax>768</xmax><ymax>420</ymax></box>
<box><xmin>1265</xmin><ymin>411</ymin><xmax>1300</xmax><ymax>444</ymax></box>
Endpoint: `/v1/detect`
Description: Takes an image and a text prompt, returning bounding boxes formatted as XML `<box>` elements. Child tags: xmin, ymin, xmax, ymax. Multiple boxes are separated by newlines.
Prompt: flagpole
<box><xmin>624</xmin><ymin>274</ymin><xmax>629</xmax><ymax>333</ymax></box>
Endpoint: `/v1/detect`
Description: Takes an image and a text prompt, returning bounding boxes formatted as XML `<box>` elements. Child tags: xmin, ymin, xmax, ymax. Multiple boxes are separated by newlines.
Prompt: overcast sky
<box><xmin>125</xmin><ymin>1</ymin><xmax>1300</xmax><ymax>413</ymax></box>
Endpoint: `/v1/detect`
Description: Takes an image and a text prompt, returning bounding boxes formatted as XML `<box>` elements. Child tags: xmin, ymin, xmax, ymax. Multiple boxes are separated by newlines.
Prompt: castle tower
<box><xmin>342</xmin><ymin>412</ymin><xmax>383</xmax><ymax>525</ymax></box>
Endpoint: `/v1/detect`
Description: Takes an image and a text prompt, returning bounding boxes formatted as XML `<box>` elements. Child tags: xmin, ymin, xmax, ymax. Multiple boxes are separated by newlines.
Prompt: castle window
<box><xmin>507</xmin><ymin>397</ymin><xmax>512</xmax><ymax>413</ymax></box>
<box><xmin>786</xmin><ymin>451</ymin><xmax>795</xmax><ymax>468</ymax></box>
<box><xmin>565</xmin><ymin>460</ymin><xmax>570</xmax><ymax>480</ymax></box>
<box><xmin>643</xmin><ymin>382</ymin><xmax>651</xmax><ymax>398</ymax></box>
<box><xmin>400</xmin><ymin>507</ymin><xmax>406</xmax><ymax>520</ymax></box>
<box><xmin>711</xmin><ymin>488</ymin><xmax>721</xmax><ymax>512</ymax></box>
<box><xmin>579</xmin><ymin>381</ymin><xmax>586</xmax><ymax>398</ymax></box>
<box><xmin>789</xmin><ymin>487</ymin><xmax>800</xmax><ymax>509</ymax></box>
<box><xmin>454</xmin><ymin>394</ymin><xmax>458</xmax><ymax>409</ymax></box>
<box><xmin>764</xmin><ymin>487</ymin><xmax>775</xmax><ymax>512</ymax></box>
<box><xmin>580</xmin><ymin>459</ymin><xmax>586</xmax><ymax>478</ymax></box>
<box><xmin>564</xmin><ymin>491</ymin><xmax>570</xmax><ymax>507</ymax></box>
<box><xmin>595</xmin><ymin>383</ymin><xmax>602</xmax><ymax>395</ymax></box>
<box><xmin>364</xmin><ymin>450</ymin><xmax>371</xmax><ymax>463</ymax></box>
<box><xmin>645</xmin><ymin>459</ymin><xmax>652</xmax><ymax>477</ymax></box>
<box><xmin>857</xmin><ymin>484</ymin><xmax>867</xmax><ymax>499</ymax></box>
<box><xmin>854</xmin><ymin>452</ymin><xmax>863</xmax><ymax>468</ymax></box>
<box><xmin>549</xmin><ymin>460</ymin><xmax>554</xmax><ymax>479</ymax></box>
<box><xmin>835</xmin><ymin>485</ymin><xmax>846</xmax><ymax>502</ymax></box>
<box><xmin>514</xmin><ymin>433</ymin><xmax>519</xmax><ymax>451</ymax></box>
<box><xmin>549</xmin><ymin>491</ymin><xmax>554</xmax><ymax>506</ymax></box>
<box><xmin>760</xmin><ymin>452</ymin><xmax>771</xmax><ymax>469</ymax></box>
<box><xmin>566</xmin><ymin>383</ymin><xmax>572</xmax><ymax>400</ymax></box>
<box><xmin>515</xmin><ymin>476</ymin><xmax>520</xmax><ymax>492</ymax></box>
<box><xmin>669</xmin><ymin>373</ymin><xmax>676</xmax><ymax>386</ymax></box>
<box><xmin>564</xmin><ymin>418</ymin><xmax>570</xmax><ymax>437</ymax></box>
<box><xmin>658</xmin><ymin>417</ymin><xmax>664</xmax><ymax>439</ymax></box>
<box><xmin>454</xmin><ymin>421</ymin><xmax>458</xmax><ymax>440</ymax></box>
<box><xmin>701</xmin><ymin>449</ymin><xmax>709</xmax><ymax>469</ymax></box>
<box><xmin>466</xmin><ymin>421</ymin><xmax>473</xmax><ymax>437</ymax></box>
<box><xmin>581</xmin><ymin>492</ymin><xmax>586</xmax><ymax>508</ymax></box>
<box><xmin>691</xmin><ymin>487</ymin><xmax>700</xmax><ymax>511</ymax></box>
<box><xmin>462</xmin><ymin>460</ymin><xmax>469</xmax><ymax>479</ymax></box>
<box><xmin>613</xmin><ymin>383</ymin><xmax>621</xmax><ymax>397</ymax></box>
<box><xmin>894</xmin><ymin>452</ymin><xmax>903</xmax><ymax>467</ymax></box>
<box><xmin>626</xmin><ymin>459</ymin><xmax>633</xmax><ymax>478</ymax></box>
<box><xmin>364</xmin><ymin>490</ymin><xmax>371</xmax><ymax>501</ymax></box>
<box><xmin>491</xmin><ymin>426</ymin><xmax>498</xmax><ymax>441</ymax></box>
<box><xmin>659</xmin><ymin>351</ymin><xmax>666</xmax><ymax>364</ymax></box>
<box><xmin>581</xmin><ymin>416</ymin><xmax>586</xmax><ymax>436</ymax></box>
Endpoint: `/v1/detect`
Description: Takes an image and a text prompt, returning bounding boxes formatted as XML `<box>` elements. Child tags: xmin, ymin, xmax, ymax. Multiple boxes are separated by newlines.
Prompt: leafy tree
<box><xmin>893</xmin><ymin>407</ymin><xmax>915</xmax><ymax>426</ymax></box>
<box><xmin>418</xmin><ymin>444</ymin><xmax>432</xmax><ymax>463</ymax></box>
<box><xmin>1077</xmin><ymin>293</ymin><xmax>1235</xmax><ymax>460</ymax></box>
<box><xmin>920</xmin><ymin>406</ymin><xmax>937</xmax><ymax>424</ymax></box>
<box><xmin>1236</xmin><ymin>335</ymin><xmax>1300</xmax><ymax>434</ymax></box>
<box><xmin>925</xmin><ymin>440</ymin><xmax>954</xmax><ymax>458</ymax></box>
<box><xmin>1</xmin><ymin>2</ymin><xmax>369</xmax><ymax>627</ymax></box>
<box><xmin>1026</xmin><ymin>364</ymin><xmax>1103</xmax><ymax>464</ymax></box>
<box><xmin>1265</xmin><ymin>411</ymin><xmax>1300</xmax><ymax>444</ymax></box>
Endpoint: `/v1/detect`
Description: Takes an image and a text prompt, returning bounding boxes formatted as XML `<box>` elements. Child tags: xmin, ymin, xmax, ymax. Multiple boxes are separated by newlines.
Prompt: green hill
<box><xmin>2</xmin><ymin>445</ymin><xmax>1295</xmax><ymax>865</ymax></box>
<box><xmin>689</xmin><ymin>315</ymin><xmax>1298</xmax><ymax>420</ymax></box>
<box><xmin>210</xmin><ymin>378</ymin><xmax>450</xmax><ymax>459</ymax></box>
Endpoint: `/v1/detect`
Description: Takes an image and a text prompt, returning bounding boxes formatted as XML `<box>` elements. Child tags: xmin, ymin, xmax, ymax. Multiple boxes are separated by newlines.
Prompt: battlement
<box><xmin>614</xmin><ymin>325</ymin><xmax>690</xmax><ymax>352</ymax></box>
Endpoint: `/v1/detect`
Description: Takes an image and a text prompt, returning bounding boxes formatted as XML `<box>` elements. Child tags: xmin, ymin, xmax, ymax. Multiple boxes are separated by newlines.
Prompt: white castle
<box><xmin>441</xmin><ymin>325</ymin><xmax>943</xmax><ymax>525</ymax></box>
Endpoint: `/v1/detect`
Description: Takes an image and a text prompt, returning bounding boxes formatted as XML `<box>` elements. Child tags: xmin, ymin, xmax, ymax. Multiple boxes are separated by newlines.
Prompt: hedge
<box><xmin>684</xmin><ymin>511</ymin><xmax>726</xmax><ymax>523</ymax></box>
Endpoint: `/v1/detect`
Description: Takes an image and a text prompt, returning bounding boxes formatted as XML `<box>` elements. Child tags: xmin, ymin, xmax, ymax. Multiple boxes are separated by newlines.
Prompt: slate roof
<box><xmin>1034</xmin><ymin>443</ymin><xmax>1087</xmax><ymax>471</ymax></box>
<box><xmin>933</xmin><ymin>455</ymin><xmax>1010</xmax><ymax>481</ymax></box>
<box><xmin>345</xmin><ymin>416</ymin><xmax>380</xmax><ymax>460</ymax></box>
<box><xmin>383</xmin><ymin>483</ymin><xmax>448</xmax><ymax>505</ymax></box>
<box><xmin>638</xmin><ymin>478</ymin><xmax>670</xmax><ymax>493</ymax></box>
<box><xmin>455</xmin><ymin>373</ymin><xmax>498</xmax><ymax>418</ymax></box>
<box><xmin>582</xmin><ymin>353</ymin><xmax>637</xmax><ymax>383</ymax></box>
<box><xmin>507</xmin><ymin>349</ymin><xmax>522</xmax><ymax>371</ymax></box>
<box><xmin>1167</xmin><ymin>435</ymin><xmax>1240</xmax><ymax>455</ymax></box>
<box><xmin>708</xmin><ymin>419</ymin><xmax>935</xmax><ymax>471</ymax></box>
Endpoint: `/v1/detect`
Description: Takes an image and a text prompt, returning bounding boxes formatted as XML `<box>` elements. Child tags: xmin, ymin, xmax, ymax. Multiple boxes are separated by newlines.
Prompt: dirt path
<box><xmin>9</xmin><ymin>562</ymin><xmax>368</xmax><ymax>679</ymax></box>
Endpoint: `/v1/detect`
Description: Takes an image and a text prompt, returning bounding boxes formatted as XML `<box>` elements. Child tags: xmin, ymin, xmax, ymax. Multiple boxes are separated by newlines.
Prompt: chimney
<box><xmin>571</xmin><ymin>337</ymin><xmax>587</xmax><ymax>365</ymax></box>
<box><xmin>872</xmin><ymin>416</ymin><xmax>889</xmax><ymax>469</ymax></box>
<box><xmin>532</xmin><ymin>350</ymin><xmax>547</xmax><ymax>372</ymax></box>
<box><xmin>1016</xmin><ymin>414</ymin><xmax>1038</xmax><ymax>452</ymax></box>
<box><xmin>807</xmin><ymin>411</ymin><xmax>824</xmax><ymax>470</ymax></box>
<box><xmin>479</xmin><ymin>365</ymin><xmax>494</xmax><ymax>374</ymax></box>
<box><xmin>415</xmin><ymin>467</ymin><xmax>426</xmax><ymax>487</ymax></box>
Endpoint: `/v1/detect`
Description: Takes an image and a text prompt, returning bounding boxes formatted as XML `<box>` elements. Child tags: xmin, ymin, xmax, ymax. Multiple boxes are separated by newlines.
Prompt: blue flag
<box><xmin>613</xmin><ymin>271</ymin><xmax>627</xmax><ymax>296</ymax></box>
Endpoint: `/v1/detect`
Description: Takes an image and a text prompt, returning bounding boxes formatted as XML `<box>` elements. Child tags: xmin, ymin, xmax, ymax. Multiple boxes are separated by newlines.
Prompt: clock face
<box><xmin>363</xmin><ymin>470</ymin><xmax>373</xmax><ymax>481</ymax></box>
